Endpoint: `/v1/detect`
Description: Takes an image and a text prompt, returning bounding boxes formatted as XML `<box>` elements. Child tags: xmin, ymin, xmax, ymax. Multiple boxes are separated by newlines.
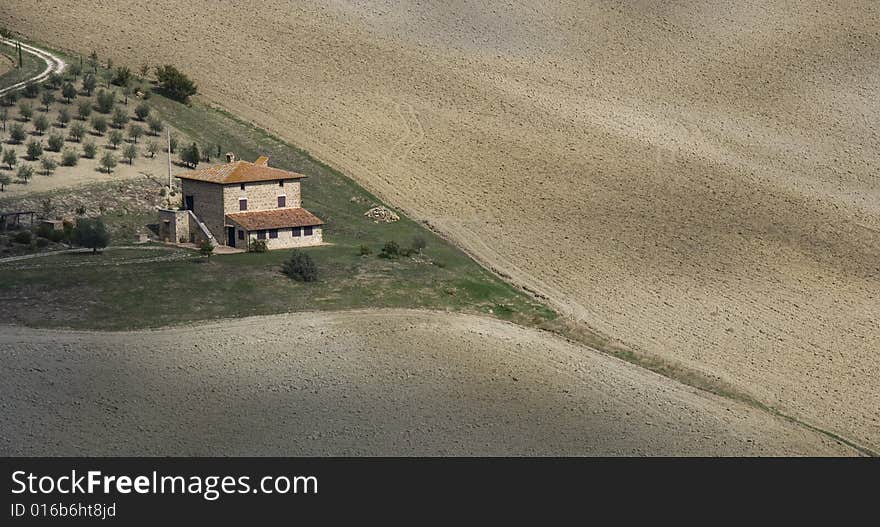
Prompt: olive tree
<box><xmin>33</xmin><ymin>114</ymin><xmax>49</xmax><ymax>135</ymax></box>
<box><xmin>40</xmin><ymin>155</ymin><xmax>57</xmax><ymax>175</ymax></box>
<box><xmin>61</xmin><ymin>82</ymin><xmax>77</xmax><ymax>103</ymax></box>
<box><xmin>77</xmin><ymin>100</ymin><xmax>92</xmax><ymax>120</ymax></box>
<box><xmin>26</xmin><ymin>138</ymin><xmax>43</xmax><ymax>160</ymax></box>
<box><xmin>123</xmin><ymin>143</ymin><xmax>138</xmax><ymax>164</ymax></box>
<box><xmin>3</xmin><ymin>148</ymin><xmax>17</xmax><ymax>169</ymax></box>
<box><xmin>128</xmin><ymin>123</ymin><xmax>144</xmax><ymax>143</ymax></box>
<box><xmin>57</xmin><ymin>107</ymin><xmax>71</xmax><ymax>128</ymax></box>
<box><xmin>100</xmin><ymin>151</ymin><xmax>117</xmax><ymax>173</ymax></box>
<box><xmin>108</xmin><ymin>129</ymin><xmax>123</xmax><ymax>149</ymax></box>
<box><xmin>68</xmin><ymin>121</ymin><xmax>86</xmax><ymax>142</ymax></box>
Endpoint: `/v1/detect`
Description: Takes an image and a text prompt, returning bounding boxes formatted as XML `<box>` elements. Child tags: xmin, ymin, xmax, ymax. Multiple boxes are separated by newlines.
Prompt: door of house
<box><xmin>185</xmin><ymin>195</ymin><xmax>194</xmax><ymax>210</ymax></box>
<box><xmin>227</xmin><ymin>227</ymin><xmax>235</xmax><ymax>248</ymax></box>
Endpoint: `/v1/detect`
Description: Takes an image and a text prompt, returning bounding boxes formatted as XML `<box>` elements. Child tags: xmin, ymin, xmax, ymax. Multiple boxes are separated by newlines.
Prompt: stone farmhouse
<box><xmin>159</xmin><ymin>154</ymin><xmax>324</xmax><ymax>250</ymax></box>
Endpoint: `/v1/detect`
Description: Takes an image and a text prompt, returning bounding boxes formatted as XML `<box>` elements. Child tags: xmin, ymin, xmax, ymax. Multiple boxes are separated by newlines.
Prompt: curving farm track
<box><xmin>0</xmin><ymin>36</ymin><xmax>65</xmax><ymax>96</ymax></box>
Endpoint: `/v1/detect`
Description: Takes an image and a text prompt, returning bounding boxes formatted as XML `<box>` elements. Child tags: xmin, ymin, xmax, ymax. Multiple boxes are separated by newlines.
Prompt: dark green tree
<box><xmin>61</xmin><ymin>81</ymin><xmax>77</xmax><ymax>103</ymax></box>
<box><xmin>155</xmin><ymin>65</ymin><xmax>198</xmax><ymax>103</ymax></box>
<box><xmin>73</xmin><ymin>217</ymin><xmax>110</xmax><ymax>252</ymax></box>
<box><xmin>180</xmin><ymin>142</ymin><xmax>200</xmax><ymax>168</ymax></box>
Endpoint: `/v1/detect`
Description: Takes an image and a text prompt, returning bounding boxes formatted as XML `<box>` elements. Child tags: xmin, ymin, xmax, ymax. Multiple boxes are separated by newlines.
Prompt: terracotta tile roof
<box><xmin>226</xmin><ymin>208</ymin><xmax>324</xmax><ymax>230</ymax></box>
<box><xmin>176</xmin><ymin>158</ymin><xmax>306</xmax><ymax>184</ymax></box>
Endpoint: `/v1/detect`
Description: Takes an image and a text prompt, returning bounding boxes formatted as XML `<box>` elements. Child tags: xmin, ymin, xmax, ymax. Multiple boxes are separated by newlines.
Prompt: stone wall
<box><xmin>237</xmin><ymin>226</ymin><xmax>322</xmax><ymax>250</ymax></box>
<box><xmin>181</xmin><ymin>179</ymin><xmax>225</xmax><ymax>241</ymax></box>
<box><xmin>222</xmin><ymin>180</ymin><xmax>301</xmax><ymax>214</ymax></box>
<box><xmin>158</xmin><ymin>208</ymin><xmax>191</xmax><ymax>243</ymax></box>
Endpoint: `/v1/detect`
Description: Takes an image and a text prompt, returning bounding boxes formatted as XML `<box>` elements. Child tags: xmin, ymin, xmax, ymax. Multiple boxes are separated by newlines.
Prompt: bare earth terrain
<box><xmin>1</xmin><ymin>1</ymin><xmax>878</xmax><ymax>451</ymax></box>
<box><xmin>0</xmin><ymin>310</ymin><xmax>853</xmax><ymax>455</ymax></box>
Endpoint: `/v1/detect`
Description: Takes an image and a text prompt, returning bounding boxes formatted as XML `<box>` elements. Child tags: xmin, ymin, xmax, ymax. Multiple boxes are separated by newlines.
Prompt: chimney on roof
<box><xmin>255</xmin><ymin>156</ymin><xmax>269</xmax><ymax>167</ymax></box>
<box><xmin>225</xmin><ymin>152</ymin><xmax>236</xmax><ymax>163</ymax></box>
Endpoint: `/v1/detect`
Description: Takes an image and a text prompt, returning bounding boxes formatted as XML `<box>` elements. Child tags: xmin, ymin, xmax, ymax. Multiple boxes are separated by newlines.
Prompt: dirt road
<box><xmin>0</xmin><ymin>1</ymin><xmax>877</xmax><ymax>451</ymax></box>
<box><xmin>0</xmin><ymin>35</ymin><xmax>65</xmax><ymax>95</ymax></box>
<box><xmin>0</xmin><ymin>310</ymin><xmax>854</xmax><ymax>456</ymax></box>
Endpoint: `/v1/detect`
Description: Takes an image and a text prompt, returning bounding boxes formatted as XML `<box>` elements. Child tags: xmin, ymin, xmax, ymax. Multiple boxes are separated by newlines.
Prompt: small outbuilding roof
<box><xmin>176</xmin><ymin>156</ymin><xmax>306</xmax><ymax>184</ymax></box>
<box><xmin>226</xmin><ymin>208</ymin><xmax>324</xmax><ymax>231</ymax></box>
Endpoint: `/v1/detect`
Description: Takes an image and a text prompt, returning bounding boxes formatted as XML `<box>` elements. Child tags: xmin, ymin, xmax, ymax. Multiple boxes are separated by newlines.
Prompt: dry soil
<box><xmin>0</xmin><ymin>310</ymin><xmax>855</xmax><ymax>456</ymax></box>
<box><xmin>0</xmin><ymin>1</ymin><xmax>877</xmax><ymax>451</ymax></box>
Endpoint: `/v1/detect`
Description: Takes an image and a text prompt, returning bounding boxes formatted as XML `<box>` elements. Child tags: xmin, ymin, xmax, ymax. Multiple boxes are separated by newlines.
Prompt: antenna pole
<box><xmin>167</xmin><ymin>128</ymin><xmax>172</xmax><ymax>195</ymax></box>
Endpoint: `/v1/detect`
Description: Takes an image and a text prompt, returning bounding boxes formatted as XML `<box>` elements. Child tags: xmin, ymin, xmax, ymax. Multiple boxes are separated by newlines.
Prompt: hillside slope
<box><xmin>0</xmin><ymin>311</ymin><xmax>853</xmax><ymax>455</ymax></box>
<box><xmin>1</xmin><ymin>1</ymin><xmax>877</xmax><ymax>449</ymax></box>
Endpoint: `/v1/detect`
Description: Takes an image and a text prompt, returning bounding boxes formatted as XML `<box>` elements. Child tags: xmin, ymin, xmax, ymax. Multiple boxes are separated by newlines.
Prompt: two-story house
<box><xmin>159</xmin><ymin>154</ymin><xmax>324</xmax><ymax>250</ymax></box>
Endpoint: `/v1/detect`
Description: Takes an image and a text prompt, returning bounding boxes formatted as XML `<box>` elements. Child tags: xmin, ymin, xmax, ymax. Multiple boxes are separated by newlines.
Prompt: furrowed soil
<box><xmin>0</xmin><ymin>310</ymin><xmax>855</xmax><ymax>456</ymax></box>
<box><xmin>1</xmin><ymin>1</ymin><xmax>877</xmax><ymax>451</ymax></box>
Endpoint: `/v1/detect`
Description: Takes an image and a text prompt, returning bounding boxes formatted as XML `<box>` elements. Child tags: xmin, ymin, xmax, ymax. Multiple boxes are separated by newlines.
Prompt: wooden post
<box><xmin>17</xmin><ymin>42</ymin><xmax>22</xmax><ymax>68</ymax></box>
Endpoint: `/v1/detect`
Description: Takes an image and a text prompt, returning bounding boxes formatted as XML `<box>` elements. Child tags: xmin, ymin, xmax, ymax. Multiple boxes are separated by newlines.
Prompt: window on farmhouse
<box><xmin>279</xmin><ymin>180</ymin><xmax>284</xmax><ymax>187</ymax></box>
<box><xmin>278</xmin><ymin>195</ymin><xmax>286</xmax><ymax>207</ymax></box>
<box><xmin>304</xmin><ymin>226</ymin><xmax>313</xmax><ymax>236</ymax></box>
<box><xmin>293</xmin><ymin>227</ymin><xmax>301</xmax><ymax>237</ymax></box>
<box><xmin>237</xmin><ymin>230</ymin><xmax>244</xmax><ymax>240</ymax></box>
<box><xmin>257</xmin><ymin>230</ymin><xmax>266</xmax><ymax>240</ymax></box>
<box><xmin>239</xmin><ymin>198</ymin><xmax>247</xmax><ymax>211</ymax></box>
<box><xmin>240</xmin><ymin>183</ymin><xmax>246</xmax><ymax>190</ymax></box>
<box><xmin>269</xmin><ymin>229</ymin><xmax>278</xmax><ymax>239</ymax></box>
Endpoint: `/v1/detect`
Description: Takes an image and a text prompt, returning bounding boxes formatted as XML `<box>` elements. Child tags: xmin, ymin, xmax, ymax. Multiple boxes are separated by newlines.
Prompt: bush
<box><xmin>358</xmin><ymin>244</ymin><xmax>372</xmax><ymax>256</ymax></box>
<box><xmin>248</xmin><ymin>239</ymin><xmax>268</xmax><ymax>253</ymax></box>
<box><xmin>155</xmin><ymin>64</ymin><xmax>198</xmax><ymax>103</ymax></box>
<box><xmin>379</xmin><ymin>240</ymin><xmax>400</xmax><ymax>259</ymax></box>
<box><xmin>146</xmin><ymin>141</ymin><xmax>159</xmax><ymax>158</ymax></box>
<box><xmin>82</xmin><ymin>140</ymin><xmax>98</xmax><ymax>159</ymax></box>
<box><xmin>13</xmin><ymin>230</ymin><xmax>31</xmax><ymax>244</ymax></box>
<box><xmin>411</xmin><ymin>235</ymin><xmax>427</xmax><ymax>254</ymax></box>
<box><xmin>73</xmin><ymin>217</ymin><xmax>110</xmax><ymax>252</ymax></box>
<box><xmin>47</xmin><ymin>133</ymin><xmax>64</xmax><ymax>152</ymax></box>
<box><xmin>198</xmin><ymin>239</ymin><xmax>214</xmax><ymax>257</ymax></box>
<box><xmin>36</xmin><ymin>237</ymin><xmax>50</xmax><ymax>248</ymax></box>
<box><xmin>283</xmin><ymin>250</ymin><xmax>318</xmax><ymax>282</ymax></box>
<box><xmin>61</xmin><ymin>148</ymin><xmax>79</xmax><ymax>166</ymax></box>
